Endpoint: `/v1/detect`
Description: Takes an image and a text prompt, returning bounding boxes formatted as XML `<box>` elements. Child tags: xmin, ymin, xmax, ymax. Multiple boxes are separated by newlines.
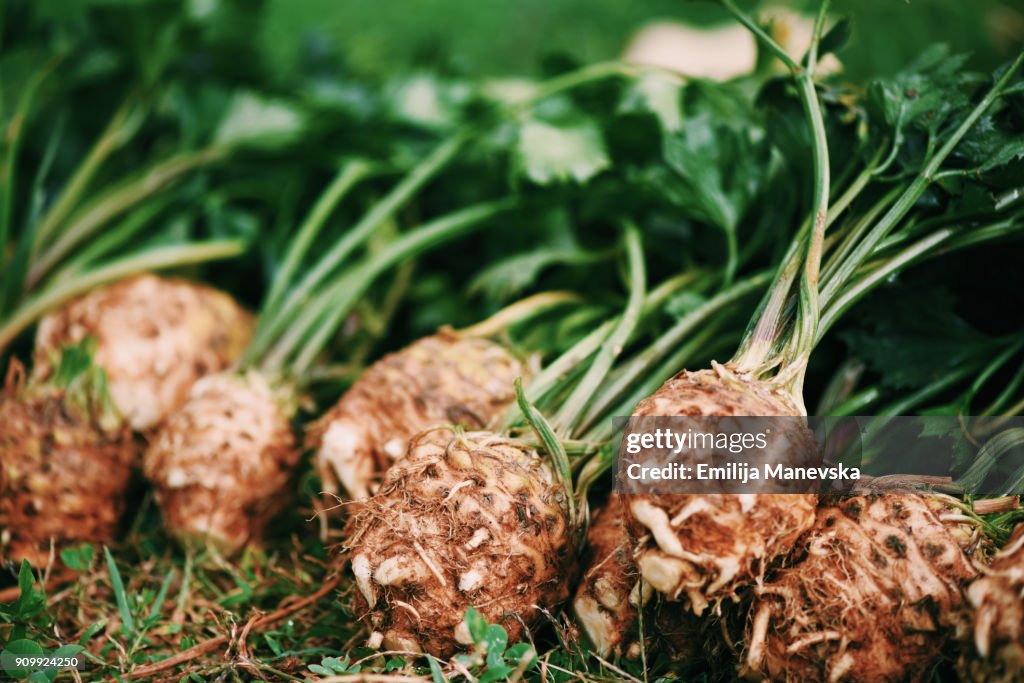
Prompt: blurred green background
<box><xmin>263</xmin><ymin>0</ymin><xmax>1023</xmax><ymax>80</ymax></box>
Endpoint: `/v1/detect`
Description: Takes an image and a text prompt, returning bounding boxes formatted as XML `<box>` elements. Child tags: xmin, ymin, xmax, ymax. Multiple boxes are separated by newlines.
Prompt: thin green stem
<box><xmin>879</xmin><ymin>364</ymin><xmax>978</xmax><ymax>416</ymax></box>
<box><xmin>551</xmin><ymin>224</ymin><xmax>645</xmax><ymax>436</ymax></box>
<box><xmin>498</xmin><ymin>272</ymin><xmax>708</xmax><ymax>430</ymax></box>
<box><xmin>734</xmin><ymin>156</ymin><xmax>880</xmax><ymax>373</ymax></box>
<box><xmin>804</xmin><ymin>0</ymin><xmax>830</xmax><ymax>78</ymax></box>
<box><xmin>1</xmin><ymin>57</ymin><xmax>60</xmax><ymax>261</ymax></box>
<box><xmin>276</xmin><ymin>198</ymin><xmax>517</xmax><ymax>376</ymax></box>
<box><xmin>2</xmin><ymin>105</ymin><xmax>63</xmax><ymax>316</ymax></box>
<box><xmin>58</xmin><ymin>196</ymin><xmax>176</xmax><ymax>275</ymax></box>
<box><xmin>730</xmin><ymin>2</ymin><xmax>833</xmax><ymax>378</ymax></box>
<box><xmin>516</xmin><ymin>62</ymin><xmax>642</xmax><ymax>109</ymax></box>
<box><xmin>261</xmin><ymin>159</ymin><xmax>376</xmax><ymax>317</ymax></box>
<box><xmin>818</xmin><ymin>228</ymin><xmax>953</xmax><ymax>339</ymax></box>
<box><xmin>961</xmin><ymin>339</ymin><xmax>1024</xmax><ymax>413</ymax></box>
<box><xmin>516</xmin><ymin>378</ymin><xmax>578</xmax><ymax>530</ymax></box>
<box><xmin>0</xmin><ymin>240</ymin><xmax>245</xmax><ymax>353</ymax></box>
<box><xmin>28</xmin><ymin>146</ymin><xmax>229</xmax><ymax>288</ymax></box>
<box><xmin>251</xmin><ymin>135</ymin><xmax>466</xmax><ymax>356</ymax></box>
<box><xmin>720</xmin><ymin>0</ymin><xmax>799</xmax><ymax>72</ymax></box>
<box><xmin>819</xmin><ymin>185</ymin><xmax>904</xmax><ymax>300</ymax></box>
<box><xmin>33</xmin><ymin>92</ymin><xmax>143</xmax><ymax>250</ymax></box>
<box><xmin>500</xmin><ymin>320</ymin><xmax>614</xmax><ymax>430</ymax></box>
<box><xmin>823</xmin><ymin>49</ymin><xmax>1024</xmax><ymax>308</ymax></box>
<box><xmin>776</xmin><ymin>0</ymin><xmax>832</xmax><ymax>400</ymax></box>
<box><xmin>827</xmin><ymin>387</ymin><xmax>882</xmax><ymax>416</ymax></box>
<box><xmin>981</xmin><ymin>358</ymin><xmax>1024</xmax><ymax>417</ymax></box>
<box><xmin>579</xmin><ymin>271</ymin><xmax>770</xmax><ymax>434</ymax></box>
<box><xmin>458</xmin><ymin>291</ymin><xmax>582</xmax><ymax>338</ymax></box>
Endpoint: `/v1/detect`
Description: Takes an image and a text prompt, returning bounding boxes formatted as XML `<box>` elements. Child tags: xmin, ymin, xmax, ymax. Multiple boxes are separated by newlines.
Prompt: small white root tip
<box><xmin>630</xmin><ymin>499</ymin><xmax>686</xmax><ymax>557</ymax></box>
<box><xmin>464</xmin><ymin>527</ymin><xmax>489</xmax><ymax>550</ymax></box>
<box><xmin>573</xmin><ymin>596</ymin><xmax>617</xmax><ymax>657</ymax></box>
<box><xmin>629</xmin><ymin>579</ymin><xmax>653</xmax><ymax>608</ymax></box>
<box><xmin>352</xmin><ymin>554</ymin><xmax>377</xmax><ymax>608</ymax></box>
<box><xmin>320</xmin><ymin>421</ymin><xmax>370</xmax><ymax>499</ymax></box>
<box><xmin>637</xmin><ymin>551</ymin><xmax>685</xmax><ymax>596</ymax></box>
<box><xmin>374</xmin><ymin>555</ymin><xmax>427</xmax><ymax>586</ymax></box>
<box><xmin>745</xmin><ymin>603</ymin><xmax>770</xmax><ymax>674</ymax></box>
<box><xmin>593</xmin><ymin>577</ymin><xmax>624</xmax><ymax>610</ymax></box>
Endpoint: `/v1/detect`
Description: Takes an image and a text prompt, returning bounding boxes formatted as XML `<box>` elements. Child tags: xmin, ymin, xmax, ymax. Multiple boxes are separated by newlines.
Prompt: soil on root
<box><xmin>573</xmin><ymin>494</ymin><xmax>640</xmax><ymax>658</ymax></box>
<box><xmin>343</xmin><ymin>426</ymin><xmax>571</xmax><ymax>658</ymax></box>
<box><xmin>308</xmin><ymin>329</ymin><xmax>529</xmax><ymax>500</ymax></box>
<box><xmin>143</xmin><ymin>371</ymin><xmax>298</xmax><ymax>554</ymax></box>
<box><xmin>572</xmin><ymin>494</ymin><xmax>723</xmax><ymax>670</ymax></box>
<box><xmin>959</xmin><ymin>524</ymin><xmax>1024</xmax><ymax>682</ymax></box>
<box><xmin>625</xmin><ymin>362</ymin><xmax>818</xmax><ymax>615</ymax></box>
<box><xmin>743</xmin><ymin>494</ymin><xmax>980</xmax><ymax>682</ymax></box>
<box><xmin>1</xmin><ymin>364</ymin><xmax>134</xmax><ymax>567</ymax></box>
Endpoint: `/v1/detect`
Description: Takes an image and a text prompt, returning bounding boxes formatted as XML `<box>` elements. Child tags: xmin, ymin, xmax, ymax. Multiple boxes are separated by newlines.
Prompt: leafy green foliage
<box><xmin>2</xmin><ymin>562</ymin><xmax>50</xmax><ymax>640</ymax></box>
<box><xmin>59</xmin><ymin>544</ymin><xmax>95</xmax><ymax>573</ymax></box>
<box><xmin>309</xmin><ymin>655</ymin><xmax>361</xmax><ymax>676</ymax></box>
<box><xmin>516</xmin><ymin>118</ymin><xmax>611</xmax><ymax>185</ymax></box>
<box><xmin>868</xmin><ymin>45</ymin><xmax>972</xmax><ymax>140</ymax></box>
<box><xmin>840</xmin><ymin>287</ymin><xmax>999</xmax><ymax>390</ymax></box>
<box><xmin>450</xmin><ymin>607</ymin><xmax>537</xmax><ymax>682</ymax></box>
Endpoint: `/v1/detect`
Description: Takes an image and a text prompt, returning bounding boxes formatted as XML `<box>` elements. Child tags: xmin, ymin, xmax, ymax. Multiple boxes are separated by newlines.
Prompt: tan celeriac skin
<box><xmin>959</xmin><ymin>524</ymin><xmax>1024</xmax><ymax>682</ymax></box>
<box><xmin>142</xmin><ymin>372</ymin><xmax>298</xmax><ymax>554</ymax></box>
<box><xmin>344</xmin><ymin>426</ymin><xmax>571</xmax><ymax>658</ymax></box>
<box><xmin>573</xmin><ymin>495</ymin><xmax>719</xmax><ymax>665</ymax></box>
<box><xmin>572</xmin><ymin>494</ymin><xmax>641</xmax><ymax>657</ymax></box>
<box><xmin>624</xmin><ymin>361</ymin><xmax>818</xmax><ymax>615</ymax></box>
<box><xmin>744</xmin><ymin>494</ymin><xmax>981</xmax><ymax>682</ymax></box>
<box><xmin>35</xmin><ymin>274</ymin><xmax>252</xmax><ymax>431</ymax></box>
<box><xmin>0</xmin><ymin>362</ymin><xmax>133</xmax><ymax>566</ymax></box>
<box><xmin>307</xmin><ymin>329</ymin><xmax>529</xmax><ymax>499</ymax></box>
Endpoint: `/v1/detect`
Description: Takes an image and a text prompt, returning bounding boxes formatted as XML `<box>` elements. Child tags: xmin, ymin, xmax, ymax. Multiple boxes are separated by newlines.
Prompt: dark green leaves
<box><xmin>868</xmin><ymin>45</ymin><xmax>971</xmax><ymax>137</ymax></box>
<box><xmin>452</xmin><ymin>607</ymin><xmax>536</xmax><ymax>682</ymax></box>
<box><xmin>661</xmin><ymin>111</ymin><xmax>768</xmax><ymax>232</ymax></box>
<box><xmin>840</xmin><ymin>287</ymin><xmax>998</xmax><ymax>390</ymax></box>
<box><xmin>817</xmin><ymin>17</ymin><xmax>852</xmax><ymax>60</ymax></box>
<box><xmin>59</xmin><ymin>544</ymin><xmax>95</xmax><ymax>572</ymax></box>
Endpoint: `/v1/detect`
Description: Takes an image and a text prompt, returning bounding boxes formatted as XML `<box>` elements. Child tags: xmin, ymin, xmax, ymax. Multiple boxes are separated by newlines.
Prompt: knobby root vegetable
<box><xmin>142</xmin><ymin>372</ymin><xmax>298</xmax><ymax>553</ymax></box>
<box><xmin>958</xmin><ymin>524</ymin><xmax>1024</xmax><ymax>682</ymax></box>
<box><xmin>308</xmin><ymin>329</ymin><xmax>529</xmax><ymax>499</ymax></box>
<box><xmin>0</xmin><ymin>361</ymin><xmax>133</xmax><ymax>566</ymax></box>
<box><xmin>624</xmin><ymin>361</ymin><xmax>818</xmax><ymax>615</ymax></box>
<box><xmin>35</xmin><ymin>274</ymin><xmax>252</xmax><ymax>431</ymax></box>
<box><xmin>344</xmin><ymin>426</ymin><xmax>571</xmax><ymax>658</ymax></box>
<box><xmin>572</xmin><ymin>494</ymin><xmax>710</xmax><ymax>665</ymax></box>
<box><xmin>743</xmin><ymin>494</ymin><xmax>981</xmax><ymax>682</ymax></box>
<box><xmin>573</xmin><ymin>494</ymin><xmax>641</xmax><ymax>657</ymax></box>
